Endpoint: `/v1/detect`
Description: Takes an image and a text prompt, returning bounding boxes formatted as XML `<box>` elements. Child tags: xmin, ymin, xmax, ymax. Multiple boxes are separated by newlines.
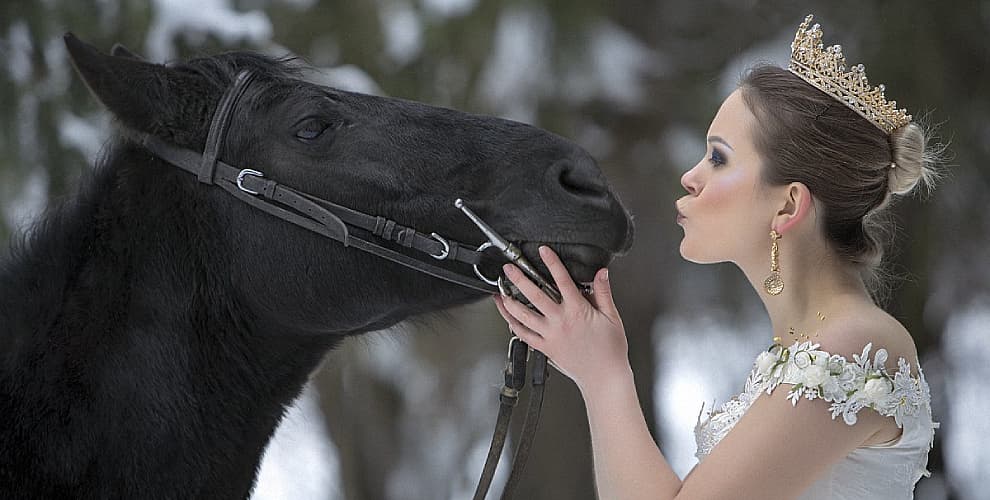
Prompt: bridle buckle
<box><xmin>236</xmin><ymin>169</ymin><xmax>265</xmax><ymax>195</ymax></box>
<box><xmin>428</xmin><ymin>232</ymin><xmax>451</xmax><ymax>260</ymax></box>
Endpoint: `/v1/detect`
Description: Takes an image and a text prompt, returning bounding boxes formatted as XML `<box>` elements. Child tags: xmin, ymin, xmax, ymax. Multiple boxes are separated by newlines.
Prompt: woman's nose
<box><xmin>681</xmin><ymin>165</ymin><xmax>700</xmax><ymax>195</ymax></box>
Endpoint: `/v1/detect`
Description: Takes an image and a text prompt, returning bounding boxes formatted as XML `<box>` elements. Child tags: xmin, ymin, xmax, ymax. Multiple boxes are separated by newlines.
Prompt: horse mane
<box><xmin>0</xmin><ymin>152</ymin><xmax>118</xmax><ymax>345</ymax></box>
<box><xmin>0</xmin><ymin>51</ymin><xmax>304</xmax><ymax>328</ymax></box>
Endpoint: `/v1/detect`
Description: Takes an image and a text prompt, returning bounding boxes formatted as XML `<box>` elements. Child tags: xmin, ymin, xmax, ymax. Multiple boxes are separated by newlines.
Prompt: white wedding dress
<box><xmin>694</xmin><ymin>341</ymin><xmax>937</xmax><ymax>499</ymax></box>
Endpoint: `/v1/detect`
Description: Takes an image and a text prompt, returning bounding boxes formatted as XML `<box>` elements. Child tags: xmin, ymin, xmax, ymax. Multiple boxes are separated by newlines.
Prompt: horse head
<box><xmin>64</xmin><ymin>34</ymin><xmax>634</xmax><ymax>336</ymax></box>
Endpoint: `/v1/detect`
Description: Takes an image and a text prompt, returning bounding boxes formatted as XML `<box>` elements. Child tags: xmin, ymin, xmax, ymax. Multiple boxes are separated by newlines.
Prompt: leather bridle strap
<box><xmin>139</xmin><ymin>69</ymin><xmax>548</xmax><ymax>497</ymax></box>
<box><xmin>199</xmin><ymin>70</ymin><xmax>256</xmax><ymax>184</ymax></box>
<box><xmin>473</xmin><ymin>338</ymin><xmax>528</xmax><ymax>500</ymax></box>
<box><xmin>473</xmin><ymin>340</ymin><xmax>549</xmax><ymax>500</ymax></box>
<box><xmin>136</xmin><ymin>69</ymin><xmax>496</xmax><ymax>294</ymax></box>
<box><xmin>501</xmin><ymin>349</ymin><xmax>548</xmax><ymax>499</ymax></box>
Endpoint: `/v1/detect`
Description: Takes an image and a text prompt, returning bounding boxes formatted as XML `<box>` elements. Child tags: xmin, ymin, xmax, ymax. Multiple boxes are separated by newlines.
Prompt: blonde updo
<box><xmin>889</xmin><ymin>122</ymin><xmax>939</xmax><ymax>196</ymax></box>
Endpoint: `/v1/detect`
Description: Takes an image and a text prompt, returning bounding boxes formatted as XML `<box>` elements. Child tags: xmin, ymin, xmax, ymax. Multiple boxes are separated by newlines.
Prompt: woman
<box><xmin>494</xmin><ymin>15</ymin><xmax>938</xmax><ymax>500</ymax></box>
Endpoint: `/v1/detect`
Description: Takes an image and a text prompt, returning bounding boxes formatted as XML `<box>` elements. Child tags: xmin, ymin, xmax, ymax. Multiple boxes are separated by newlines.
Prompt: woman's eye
<box><xmin>708</xmin><ymin>148</ymin><xmax>726</xmax><ymax>167</ymax></box>
<box><xmin>295</xmin><ymin>121</ymin><xmax>330</xmax><ymax>140</ymax></box>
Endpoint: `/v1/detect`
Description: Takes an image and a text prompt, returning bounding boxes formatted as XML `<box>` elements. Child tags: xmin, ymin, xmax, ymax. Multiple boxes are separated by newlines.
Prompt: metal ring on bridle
<box><xmin>236</xmin><ymin>169</ymin><xmax>264</xmax><ymax>195</ymax></box>
<box><xmin>473</xmin><ymin>241</ymin><xmax>500</xmax><ymax>286</ymax></box>
<box><xmin>428</xmin><ymin>232</ymin><xmax>451</xmax><ymax>260</ymax></box>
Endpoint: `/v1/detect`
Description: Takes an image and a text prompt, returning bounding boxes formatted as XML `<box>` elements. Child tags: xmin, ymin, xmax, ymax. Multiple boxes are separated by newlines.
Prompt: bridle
<box><xmin>137</xmin><ymin>70</ymin><xmax>497</xmax><ymax>294</ymax></box>
<box><xmin>135</xmin><ymin>69</ymin><xmax>553</xmax><ymax>499</ymax></box>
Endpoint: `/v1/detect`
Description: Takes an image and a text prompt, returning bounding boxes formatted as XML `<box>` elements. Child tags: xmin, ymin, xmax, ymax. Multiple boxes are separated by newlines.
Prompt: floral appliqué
<box><xmin>695</xmin><ymin>341</ymin><xmax>933</xmax><ymax>461</ymax></box>
<box><xmin>758</xmin><ymin>341</ymin><xmax>930</xmax><ymax>426</ymax></box>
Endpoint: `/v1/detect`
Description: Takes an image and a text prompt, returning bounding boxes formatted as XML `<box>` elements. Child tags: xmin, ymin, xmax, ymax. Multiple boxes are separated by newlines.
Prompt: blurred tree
<box><xmin>2</xmin><ymin>0</ymin><xmax>985</xmax><ymax>498</ymax></box>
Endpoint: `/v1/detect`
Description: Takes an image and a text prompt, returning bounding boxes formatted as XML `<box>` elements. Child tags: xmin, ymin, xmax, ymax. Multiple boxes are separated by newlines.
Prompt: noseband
<box><xmin>136</xmin><ymin>70</ymin><xmax>551</xmax><ymax>499</ymax></box>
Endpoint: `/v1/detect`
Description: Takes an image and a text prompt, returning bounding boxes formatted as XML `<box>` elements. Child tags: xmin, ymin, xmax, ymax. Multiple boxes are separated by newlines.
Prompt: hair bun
<box><xmin>889</xmin><ymin>123</ymin><xmax>936</xmax><ymax>195</ymax></box>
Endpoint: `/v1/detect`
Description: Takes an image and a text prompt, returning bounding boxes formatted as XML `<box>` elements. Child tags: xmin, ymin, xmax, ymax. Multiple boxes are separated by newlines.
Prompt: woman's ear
<box><xmin>773</xmin><ymin>182</ymin><xmax>813</xmax><ymax>234</ymax></box>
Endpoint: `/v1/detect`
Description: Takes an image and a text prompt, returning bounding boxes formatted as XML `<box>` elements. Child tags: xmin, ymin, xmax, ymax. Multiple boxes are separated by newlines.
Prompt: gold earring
<box><xmin>764</xmin><ymin>230</ymin><xmax>784</xmax><ymax>295</ymax></box>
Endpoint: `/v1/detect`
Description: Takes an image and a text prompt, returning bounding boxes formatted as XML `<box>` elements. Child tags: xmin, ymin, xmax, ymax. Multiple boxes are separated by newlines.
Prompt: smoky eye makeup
<box><xmin>709</xmin><ymin>146</ymin><xmax>727</xmax><ymax>167</ymax></box>
<box><xmin>705</xmin><ymin>135</ymin><xmax>733</xmax><ymax>168</ymax></box>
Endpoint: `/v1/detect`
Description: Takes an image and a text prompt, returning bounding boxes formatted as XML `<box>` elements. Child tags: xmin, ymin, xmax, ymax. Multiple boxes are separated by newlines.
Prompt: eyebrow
<box><xmin>707</xmin><ymin>136</ymin><xmax>734</xmax><ymax>151</ymax></box>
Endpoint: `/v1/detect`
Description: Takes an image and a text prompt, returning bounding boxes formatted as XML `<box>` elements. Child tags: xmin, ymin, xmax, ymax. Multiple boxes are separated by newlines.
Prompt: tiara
<box><xmin>788</xmin><ymin>14</ymin><xmax>911</xmax><ymax>134</ymax></box>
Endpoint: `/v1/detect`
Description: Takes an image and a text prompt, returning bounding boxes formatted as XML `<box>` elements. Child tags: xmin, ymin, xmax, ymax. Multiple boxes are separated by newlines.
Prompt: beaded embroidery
<box><xmin>695</xmin><ymin>341</ymin><xmax>933</xmax><ymax>461</ymax></box>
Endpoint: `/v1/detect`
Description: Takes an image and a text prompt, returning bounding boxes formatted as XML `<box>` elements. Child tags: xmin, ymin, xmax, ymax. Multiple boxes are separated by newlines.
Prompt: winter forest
<box><xmin>1</xmin><ymin>0</ymin><xmax>988</xmax><ymax>499</ymax></box>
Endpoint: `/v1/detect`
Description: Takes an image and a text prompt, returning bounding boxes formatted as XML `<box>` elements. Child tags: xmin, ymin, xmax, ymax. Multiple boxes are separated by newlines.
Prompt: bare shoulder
<box><xmin>814</xmin><ymin>303</ymin><xmax>919</xmax><ymax>371</ymax></box>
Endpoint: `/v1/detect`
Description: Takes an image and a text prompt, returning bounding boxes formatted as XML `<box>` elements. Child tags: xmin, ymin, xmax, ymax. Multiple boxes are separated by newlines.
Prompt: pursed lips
<box><xmin>675</xmin><ymin>199</ymin><xmax>688</xmax><ymax>224</ymax></box>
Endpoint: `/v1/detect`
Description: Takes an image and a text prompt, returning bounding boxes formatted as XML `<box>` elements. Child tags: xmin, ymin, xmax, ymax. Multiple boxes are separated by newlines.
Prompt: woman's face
<box><xmin>675</xmin><ymin>89</ymin><xmax>777</xmax><ymax>266</ymax></box>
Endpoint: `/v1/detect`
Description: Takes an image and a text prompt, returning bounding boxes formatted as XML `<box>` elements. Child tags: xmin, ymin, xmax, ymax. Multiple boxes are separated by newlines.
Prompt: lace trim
<box><xmin>695</xmin><ymin>340</ymin><xmax>933</xmax><ymax>461</ymax></box>
<box><xmin>757</xmin><ymin>341</ymin><xmax>930</xmax><ymax>426</ymax></box>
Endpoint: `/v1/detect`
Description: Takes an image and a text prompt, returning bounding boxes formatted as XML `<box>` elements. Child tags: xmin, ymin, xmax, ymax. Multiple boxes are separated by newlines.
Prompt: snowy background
<box><xmin>1</xmin><ymin>1</ymin><xmax>987</xmax><ymax>499</ymax></box>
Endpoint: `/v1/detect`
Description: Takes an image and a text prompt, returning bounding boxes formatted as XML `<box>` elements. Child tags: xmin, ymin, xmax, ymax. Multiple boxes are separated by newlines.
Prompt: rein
<box><xmin>137</xmin><ymin>69</ymin><xmax>550</xmax><ymax>499</ymax></box>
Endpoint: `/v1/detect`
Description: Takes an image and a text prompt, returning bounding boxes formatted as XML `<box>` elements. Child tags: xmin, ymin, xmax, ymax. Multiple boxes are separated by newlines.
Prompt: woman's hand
<box><xmin>492</xmin><ymin>246</ymin><xmax>631</xmax><ymax>393</ymax></box>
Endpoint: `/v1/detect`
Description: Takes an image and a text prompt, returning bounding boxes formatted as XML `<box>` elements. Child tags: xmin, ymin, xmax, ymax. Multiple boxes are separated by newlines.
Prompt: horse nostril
<box><xmin>552</xmin><ymin>159</ymin><xmax>609</xmax><ymax>199</ymax></box>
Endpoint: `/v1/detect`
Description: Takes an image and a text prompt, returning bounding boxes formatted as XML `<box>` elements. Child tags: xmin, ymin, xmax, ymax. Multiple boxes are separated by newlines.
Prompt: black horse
<box><xmin>0</xmin><ymin>34</ymin><xmax>633</xmax><ymax>499</ymax></box>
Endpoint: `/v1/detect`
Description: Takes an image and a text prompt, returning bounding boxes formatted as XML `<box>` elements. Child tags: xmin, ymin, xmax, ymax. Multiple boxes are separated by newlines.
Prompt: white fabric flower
<box><xmin>744</xmin><ymin>340</ymin><xmax>929</xmax><ymax>429</ymax></box>
<box><xmin>793</xmin><ymin>350</ymin><xmax>813</xmax><ymax>369</ymax></box>
<box><xmin>863</xmin><ymin>377</ymin><xmax>893</xmax><ymax>404</ymax></box>
<box><xmin>696</xmin><ymin>339</ymin><xmax>934</xmax><ymax>465</ymax></box>
<box><xmin>802</xmin><ymin>365</ymin><xmax>829</xmax><ymax>387</ymax></box>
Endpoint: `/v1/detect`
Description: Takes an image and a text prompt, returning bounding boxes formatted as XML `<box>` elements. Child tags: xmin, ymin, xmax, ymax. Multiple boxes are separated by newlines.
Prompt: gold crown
<box><xmin>788</xmin><ymin>14</ymin><xmax>911</xmax><ymax>134</ymax></box>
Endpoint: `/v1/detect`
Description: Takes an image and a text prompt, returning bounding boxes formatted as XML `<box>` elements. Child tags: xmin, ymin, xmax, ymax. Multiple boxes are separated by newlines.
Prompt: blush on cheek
<box><xmin>700</xmin><ymin>168</ymin><xmax>748</xmax><ymax>207</ymax></box>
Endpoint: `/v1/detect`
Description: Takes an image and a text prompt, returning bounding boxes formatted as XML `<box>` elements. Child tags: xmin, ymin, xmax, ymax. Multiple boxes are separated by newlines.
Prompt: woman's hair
<box><xmin>738</xmin><ymin>65</ymin><xmax>939</xmax><ymax>293</ymax></box>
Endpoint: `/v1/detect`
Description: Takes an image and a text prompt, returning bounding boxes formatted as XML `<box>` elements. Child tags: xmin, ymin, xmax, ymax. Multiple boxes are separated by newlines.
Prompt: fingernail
<box><xmin>600</xmin><ymin>268</ymin><xmax>609</xmax><ymax>281</ymax></box>
<box><xmin>502</xmin><ymin>263</ymin><xmax>514</xmax><ymax>276</ymax></box>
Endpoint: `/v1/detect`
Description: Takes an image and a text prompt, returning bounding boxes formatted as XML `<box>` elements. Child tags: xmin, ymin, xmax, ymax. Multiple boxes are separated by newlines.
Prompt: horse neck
<box><xmin>0</xmin><ymin>147</ymin><xmax>333</xmax><ymax>496</ymax></box>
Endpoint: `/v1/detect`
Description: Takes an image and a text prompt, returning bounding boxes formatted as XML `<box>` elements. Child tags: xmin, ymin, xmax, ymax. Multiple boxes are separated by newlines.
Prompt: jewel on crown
<box><xmin>788</xmin><ymin>14</ymin><xmax>911</xmax><ymax>134</ymax></box>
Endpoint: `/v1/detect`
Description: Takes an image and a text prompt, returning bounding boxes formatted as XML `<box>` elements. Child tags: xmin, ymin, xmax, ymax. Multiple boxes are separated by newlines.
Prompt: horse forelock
<box><xmin>177</xmin><ymin>51</ymin><xmax>308</xmax><ymax>94</ymax></box>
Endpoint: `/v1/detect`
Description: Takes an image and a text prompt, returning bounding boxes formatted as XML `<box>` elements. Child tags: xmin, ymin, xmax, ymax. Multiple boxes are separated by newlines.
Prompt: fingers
<box><xmin>537</xmin><ymin>246</ymin><xmax>583</xmax><ymax>303</ymax></box>
<box><xmin>502</xmin><ymin>263</ymin><xmax>559</xmax><ymax>314</ymax></box>
<box><xmin>592</xmin><ymin>268</ymin><xmax>620</xmax><ymax>322</ymax></box>
<box><xmin>494</xmin><ymin>284</ymin><xmax>549</xmax><ymax>332</ymax></box>
<box><xmin>493</xmin><ymin>296</ymin><xmax>546</xmax><ymax>352</ymax></box>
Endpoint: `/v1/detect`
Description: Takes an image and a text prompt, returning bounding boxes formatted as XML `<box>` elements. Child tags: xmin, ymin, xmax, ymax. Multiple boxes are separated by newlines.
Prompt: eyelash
<box><xmin>708</xmin><ymin>148</ymin><xmax>726</xmax><ymax>167</ymax></box>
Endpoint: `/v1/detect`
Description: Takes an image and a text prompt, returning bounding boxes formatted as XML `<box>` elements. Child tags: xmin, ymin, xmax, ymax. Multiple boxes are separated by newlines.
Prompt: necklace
<box><xmin>773</xmin><ymin>311</ymin><xmax>827</xmax><ymax>344</ymax></box>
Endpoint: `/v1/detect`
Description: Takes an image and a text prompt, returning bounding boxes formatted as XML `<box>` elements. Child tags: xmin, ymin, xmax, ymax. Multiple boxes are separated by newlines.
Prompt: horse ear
<box><xmin>110</xmin><ymin>42</ymin><xmax>144</xmax><ymax>60</ymax></box>
<box><xmin>64</xmin><ymin>32</ymin><xmax>209</xmax><ymax>140</ymax></box>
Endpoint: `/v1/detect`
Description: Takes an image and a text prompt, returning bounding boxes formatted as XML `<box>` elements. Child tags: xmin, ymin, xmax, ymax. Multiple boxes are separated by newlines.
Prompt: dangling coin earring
<box><xmin>764</xmin><ymin>230</ymin><xmax>784</xmax><ymax>295</ymax></box>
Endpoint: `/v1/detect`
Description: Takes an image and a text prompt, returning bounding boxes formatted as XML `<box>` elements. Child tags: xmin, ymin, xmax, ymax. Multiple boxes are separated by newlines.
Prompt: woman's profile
<box><xmin>495</xmin><ymin>14</ymin><xmax>938</xmax><ymax>500</ymax></box>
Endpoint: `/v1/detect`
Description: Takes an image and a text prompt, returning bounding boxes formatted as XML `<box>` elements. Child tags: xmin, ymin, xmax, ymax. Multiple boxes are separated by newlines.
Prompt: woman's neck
<box><xmin>741</xmin><ymin>241</ymin><xmax>873</xmax><ymax>342</ymax></box>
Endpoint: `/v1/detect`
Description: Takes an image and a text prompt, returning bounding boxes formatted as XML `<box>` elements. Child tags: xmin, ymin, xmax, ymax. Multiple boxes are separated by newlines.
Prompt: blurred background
<box><xmin>1</xmin><ymin>0</ymin><xmax>987</xmax><ymax>499</ymax></box>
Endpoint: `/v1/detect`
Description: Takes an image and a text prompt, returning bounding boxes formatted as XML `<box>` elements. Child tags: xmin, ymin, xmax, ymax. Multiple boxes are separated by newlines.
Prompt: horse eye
<box><xmin>294</xmin><ymin>120</ymin><xmax>331</xmax><ymax>141</ymax></box>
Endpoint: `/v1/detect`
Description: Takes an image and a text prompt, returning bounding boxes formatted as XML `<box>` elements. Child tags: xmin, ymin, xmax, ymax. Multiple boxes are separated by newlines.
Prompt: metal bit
<box><xmin>455</xmin><ymin>199</ymin><xmax>562</xmax><ymax>304</ymax></box>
